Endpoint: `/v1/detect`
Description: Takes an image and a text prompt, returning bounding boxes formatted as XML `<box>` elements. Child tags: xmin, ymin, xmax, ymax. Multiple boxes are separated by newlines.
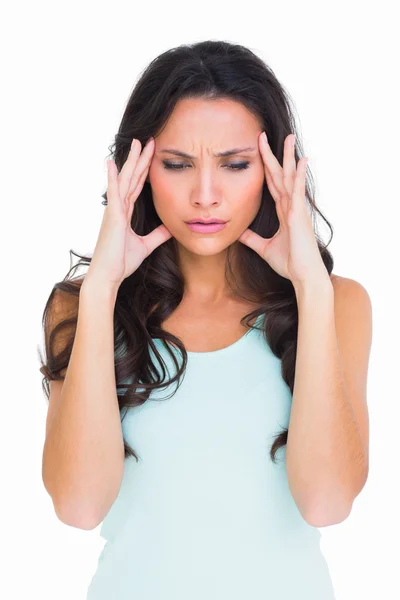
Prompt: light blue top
<box><xmin>87</xmin><ymin>314</ymin><xmax>336</xmax><ymax>599</ymax></box>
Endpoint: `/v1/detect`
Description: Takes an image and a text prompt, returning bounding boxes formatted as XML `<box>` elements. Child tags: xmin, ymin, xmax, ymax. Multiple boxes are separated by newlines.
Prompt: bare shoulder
<box><xmin>330</xmin><ymin>272</ymin><xmax>371</xmax><ymax>300</ymax></box>
<box><xmin>330</xmin><ymin>272</ymin><xmax>346</xmax><ymax>287</ymax></box>
<box><xmin>329</xmin><ymin>272</ymin><xmax>372</xmax><ymax>333</ymax></box>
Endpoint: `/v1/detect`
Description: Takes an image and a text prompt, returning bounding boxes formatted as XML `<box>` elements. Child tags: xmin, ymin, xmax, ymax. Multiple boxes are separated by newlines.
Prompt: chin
<box><xmin>177</xmin><ymin>236</ymin><xmax>237</xmax><ymax>256</ymax></box>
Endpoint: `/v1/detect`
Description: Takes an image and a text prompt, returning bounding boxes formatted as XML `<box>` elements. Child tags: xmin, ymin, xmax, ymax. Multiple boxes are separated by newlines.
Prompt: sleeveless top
<box><xmin>86</xmin><ymin>313</ymin><xmax>336</xmax><ymax>599</ymax></box>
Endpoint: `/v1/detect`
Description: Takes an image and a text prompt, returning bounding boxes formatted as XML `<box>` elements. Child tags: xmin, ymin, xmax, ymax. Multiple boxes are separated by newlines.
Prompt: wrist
<box><xmin>80</xmin><ymin>275</ymin><xmax>120</xmax><ymax>303</ymax></box>
<box><xmin>293</xmin><ymin>274</ymin><xmax>333</xmax><ymax>299</ymax></box>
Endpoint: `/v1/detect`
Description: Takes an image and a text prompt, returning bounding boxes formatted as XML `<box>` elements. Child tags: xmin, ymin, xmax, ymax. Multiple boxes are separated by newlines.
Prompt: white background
<box><xmin>1</xmin><ymin>0</ymin><xmax>398</xmax><ymax>598</ymax></box>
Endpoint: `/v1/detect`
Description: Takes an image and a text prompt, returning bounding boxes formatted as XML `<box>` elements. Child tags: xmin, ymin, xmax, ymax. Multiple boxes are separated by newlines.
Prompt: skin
<box><xmin>147</xmin><ymin>97</ymin><xmax>265</xmax><ymax>310</ymax></box>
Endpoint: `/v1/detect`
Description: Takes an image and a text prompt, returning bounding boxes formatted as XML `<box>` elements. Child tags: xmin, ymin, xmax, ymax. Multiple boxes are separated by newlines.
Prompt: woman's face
<box><xmin>148</xmin><ymin>97</ymin><xmax>265</xmax><ymax>256</ymax></box>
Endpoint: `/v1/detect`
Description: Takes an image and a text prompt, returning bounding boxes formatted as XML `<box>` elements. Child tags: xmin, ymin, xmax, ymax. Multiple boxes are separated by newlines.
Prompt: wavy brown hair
<box><xmin>38</xmin><ymin>40</ymin><xmax>334</xmax><ymax>464</ymax></box>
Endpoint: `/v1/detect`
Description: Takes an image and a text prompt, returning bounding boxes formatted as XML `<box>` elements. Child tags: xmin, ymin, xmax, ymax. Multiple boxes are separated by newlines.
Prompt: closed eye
<box><xmin>162</xmin><ymin>161</ymin><xmax>250</xmax><ymax>172</ymax></box>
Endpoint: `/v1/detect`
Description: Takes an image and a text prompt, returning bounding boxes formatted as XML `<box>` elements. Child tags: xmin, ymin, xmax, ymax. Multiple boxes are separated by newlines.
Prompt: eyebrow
<box><xmin>158</xmin><ymin>146</ymin><xmax>257</xmax><ymax>158</ymax></box>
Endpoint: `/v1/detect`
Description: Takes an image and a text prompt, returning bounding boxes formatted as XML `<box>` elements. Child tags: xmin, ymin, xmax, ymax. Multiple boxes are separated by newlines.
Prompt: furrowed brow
<box><xmin>159</xmin><ymin>147</ymin><xmax>257</xmax><ymax>158</ymax></box>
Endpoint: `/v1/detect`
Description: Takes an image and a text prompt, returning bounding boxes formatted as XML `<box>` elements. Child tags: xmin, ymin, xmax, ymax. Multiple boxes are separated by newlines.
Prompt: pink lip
<box><xmin>186</xmin><ymin>222</ymin><xmax>227</xmax><ymax>233</ymax></box>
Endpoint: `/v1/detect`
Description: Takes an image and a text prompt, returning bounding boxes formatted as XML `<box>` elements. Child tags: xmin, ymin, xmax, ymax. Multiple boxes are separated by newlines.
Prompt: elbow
<box><xmin>54</xmin><ymin>499</ymin><xmax>101</xmax><ymax>531</ymax></box>
<box><xmin>302</xmin><ymin>496</ymin><xmax>353</xmax><ymax>528</ymax></box>
<box><xmin>304</xmin><ymin>506</ymin><xmax>352</xmax><ymax>528</ymax></box>
<box><xmin>305</xmin><ymin>469</ymin><xmax>369</xmax><ymax>527</ymax></box>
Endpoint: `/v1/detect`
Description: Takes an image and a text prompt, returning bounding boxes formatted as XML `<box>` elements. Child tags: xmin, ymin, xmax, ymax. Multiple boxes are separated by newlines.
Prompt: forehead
<box><xmin>158</xmin><ymin>97</ymin><xmax>262</xmax><ymax>142</ymax></box>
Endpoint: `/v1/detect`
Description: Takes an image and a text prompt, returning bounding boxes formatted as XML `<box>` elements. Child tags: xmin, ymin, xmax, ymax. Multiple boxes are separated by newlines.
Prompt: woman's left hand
<box><xmin>238</xmin><ymin>131</ymin><xmax>329</xmax><ymax>290</ymax></box>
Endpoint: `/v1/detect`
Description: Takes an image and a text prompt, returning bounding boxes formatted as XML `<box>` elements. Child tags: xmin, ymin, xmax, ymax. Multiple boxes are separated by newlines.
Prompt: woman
<box><xmin>39</xmin><ymin>40</ymin><xmax>372</xmax><ymax>599</ymax></box>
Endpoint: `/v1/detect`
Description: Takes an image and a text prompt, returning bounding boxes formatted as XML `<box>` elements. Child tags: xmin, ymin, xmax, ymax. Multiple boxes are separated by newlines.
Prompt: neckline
<box><xmin>153</xmin><ymin>313</ymin><xmax>264</xmax><ymax>359</ymax></box>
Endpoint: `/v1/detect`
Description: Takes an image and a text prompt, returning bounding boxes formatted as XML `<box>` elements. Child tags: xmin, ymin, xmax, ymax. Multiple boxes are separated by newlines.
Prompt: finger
<box><xmin>106</xmin><ymin>160</ymin><xmax>121</xmax><ymax>209</ymax></box>
<box><xmin>283</xmin><ymin>134</ymin><xmax>296</xmax><ymax>196</ymax></box>
<box><xmin>126</xmin><ymin>165</ymin><xmax>149</xmax><ymax>223</ymax></box>
<box><xmin>237</xmin><ymin>228</ymin><xmax>268</xmax><ymax>258</ymax></box>
<box><xmin>259</xmin><ymin>132</ymin><xmax>285</xmax><ymax>179</ymax></box>
<box><xmin>124</xmin><ymin>138</ymin><xmax>154</xmax><ymax>202</ymax></box>
<box><xmin>258</xmin><ymin>132</ymin><xmax>282</xmax><ymax>201</ymax></box>
<box><xmin>119</xmin><ymin>138</ymin><xmax>154</xmax><ymax>201</ymax></box>
<box><xmin>264</xmin><ymin>166</ymin><xmax>280</xmax><ymax>201</ymax></box>
<box><xmin>142</xmin><ymin>224</ymin><xmax>173</xmax><ymax>256</ymax></box>
<box><xmin>292</xmin><ymin>157</ymin><xmax>308</xmax><ymax>213</ymax></box>
<box><xmin>118</xmin><ymin>138</ymin><xmax>142</xmax><ymax>200</ymax></box>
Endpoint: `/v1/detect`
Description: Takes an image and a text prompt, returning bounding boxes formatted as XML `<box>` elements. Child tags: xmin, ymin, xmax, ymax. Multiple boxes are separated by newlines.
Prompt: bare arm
<box><xmin>42</xmin><ymin>277</ymin><xmax>125</xmax><ymax>529</ymax></box>
<box><xmin>286</xmin><ymin>278</ymin><xmax>370</xmax><ymax>527</ymax></box>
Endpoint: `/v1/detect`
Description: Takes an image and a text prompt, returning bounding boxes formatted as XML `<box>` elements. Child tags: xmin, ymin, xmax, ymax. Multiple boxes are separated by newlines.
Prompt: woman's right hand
<box><xmin>85</xmin><ymin>137</ymin><xmax>172</xmax><ymax>292</ymax></box>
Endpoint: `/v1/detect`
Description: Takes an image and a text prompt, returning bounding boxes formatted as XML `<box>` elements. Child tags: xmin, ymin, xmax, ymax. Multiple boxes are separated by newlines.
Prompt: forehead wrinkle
<box><xmin>158</xmin><ymin>146</ymin><xmax>257</xmax><ymax>159</ymax></box>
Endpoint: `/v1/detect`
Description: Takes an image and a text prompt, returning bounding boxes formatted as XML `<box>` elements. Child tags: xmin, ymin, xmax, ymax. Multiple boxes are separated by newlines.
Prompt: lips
<box><xmin>185</xmin><ymin>221</ymin><xmax>228</xmax><ymax>233</ymax></box>
<box><xmin>186</xmin><ymin>219</ymin><xmax>227</xmax><ymax>224</ymax></box>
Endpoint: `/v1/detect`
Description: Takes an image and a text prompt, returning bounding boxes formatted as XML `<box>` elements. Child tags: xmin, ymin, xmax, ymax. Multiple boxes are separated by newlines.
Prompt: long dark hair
<box><xmin>38</xmin><ymin>40</ymin><xmax>334</xmax><ymax>464</ymax></box>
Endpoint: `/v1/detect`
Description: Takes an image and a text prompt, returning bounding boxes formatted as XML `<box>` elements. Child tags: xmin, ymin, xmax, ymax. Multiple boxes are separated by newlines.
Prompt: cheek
<box><xmin>230</xmin><ymin>185</ymin><xmax>263</xmax><ymax>230</ymax></box>
<box><xmin>237</xmin><ymin>174</ymin><xmax>264</xmax><ymax>209</ymax></box>
<box><xmin>148</xmin><ymin>168</ymin><xmax>171</xmax><ymax>207</ymax></box>
<box><xmin>150</xmin><ymin>182</ymin><xmax>182</xmax><ymax>226</ymax></box>
<box><xmin>236</xmin><ymin>198</ymin><xmax>261</xmax><ymax>223</ymax></box>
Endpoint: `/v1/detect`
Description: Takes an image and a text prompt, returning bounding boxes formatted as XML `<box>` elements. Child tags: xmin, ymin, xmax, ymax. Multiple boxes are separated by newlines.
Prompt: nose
<box><xmin>189</xmin><ymin>173</ymin><xmax>223</xmax><ymax>209</ymax></box>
